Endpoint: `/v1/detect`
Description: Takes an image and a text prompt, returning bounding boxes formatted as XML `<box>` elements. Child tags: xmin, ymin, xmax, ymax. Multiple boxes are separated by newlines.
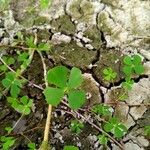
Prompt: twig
<box><xmin>38</xmin><ymin>51</ymin><xmax>52</xmax><ymax>149</ymax></box>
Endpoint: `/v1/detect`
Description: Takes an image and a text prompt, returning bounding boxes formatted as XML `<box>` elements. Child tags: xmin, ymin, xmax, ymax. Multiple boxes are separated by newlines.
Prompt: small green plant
<box><xmin>7</xmin><ymin>96</ymin><xmax>33</xmax><ymax>115</ymax></box>
<box><xmin>44</xmin><ymin>66</ymin><xmax>86</xmax><ymax>110</ymax></box>
<box><xmin>70</xmin><ymin>120</ymin><xmax>84</xmax><ymax>134</ymax></box>
<box><xmin>0</xmin><ymin>136</ymin><xmax>16</xmax><ymax>150</ymax></box>
<box><xmin>92</xmin><ymin>104</ymin><xmax>112</xmax><ymax>117</ymax></box>
<box><xmin>98</xmin><ymin>134</ymin><xmax>108</xmax><ymax>145</ymax></box>
<box><xmin>40</xmin><ymin>0</ymin><xmax>51</xmax><ymax>9</ymax></box>
<box><xmin>123</xmin><ymin>55</ymin><xmax>144</xmax><ymax>76</ymax></box>
<box><xmin>103</xmin><ymin>117</ymin><xmax>127</xmax><ymax>138</ymax></box>
<box><xmin>63</xmin><ymin>145</ymin><xmax>79</xmax><ymax>150</ymax></box>
<box><xmin>103</xmin><ymin>67</ymin><xmax>117</xmax><ymax>81</ymax></box>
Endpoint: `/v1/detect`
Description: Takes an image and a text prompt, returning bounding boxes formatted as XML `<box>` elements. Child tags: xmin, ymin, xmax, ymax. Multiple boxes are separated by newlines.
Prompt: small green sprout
<box><xmin>44</xmin><ymin>66</ymin><xmax>86</xmax><ymax>110</ymax></box>
<box><xmin>70</xmin><ymin>120</ymin><xmax>84</xmax><ymax>134</ymax></box>
<box><xmin>40</xmin><ymin>0</ymin><xmax>51</xmax><ymax>9</ymax></box>
<box><xmin>0</xmin><ymin>136</ymin><xmax>15</xmax><ymax>150</ymax></box>
<box><xmin>2</xmin><ymin>72</ymin><xmax>22</xmax><ymax>98</ymax></box>
<box><xmin>7</xmin><ymin>96</ymin><xmax>33</xmax><ymax>115</ymax></box>
<box><xmin>123</xmin><ymin>55</ymin><xmax>144</xmax><ymax>76</ymax></box>
<box><xmin>103</xmin><ymin>117</ymin><xmax>127</xmax><ymax>138</ymax></box>
<box><xmin>4</xmin><ymin>127</ymin><xmax>13</xmax><ymax>134</ymax></box>
<box><xmin>103</xmin><ymin>67</ymin><xmax>117</xmax><ymax>81</ymax></box>
<box><xmin>98</xmin><ymin>134</ymin><xmax>108</xmax><ymax>145</ymax></box>
<box><xmin>92</xmin><ymin>104</ymin><xmax>112</xmax><ymax>117</ymax></box>
<box><xmin>122</xmin><ymin>77</ymin><xmax>134</xmax><ymax>90</ymax></box>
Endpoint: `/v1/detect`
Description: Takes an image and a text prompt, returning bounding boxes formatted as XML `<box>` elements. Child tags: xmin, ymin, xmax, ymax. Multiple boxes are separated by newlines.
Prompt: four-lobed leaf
<box><xmin>98</xmin><ymin>134</ymin><xmax>108</xmax><ymax>145</ymax></box>
<box><xmin>70</xmin><ymin>120</ymin><xmax>84</xmax><ymax>134</ymax></box>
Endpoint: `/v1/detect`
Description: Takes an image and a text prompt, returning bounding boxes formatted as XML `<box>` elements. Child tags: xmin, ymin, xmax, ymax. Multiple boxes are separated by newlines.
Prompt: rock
<box><xmin>137</xmin><ymin>136</ymin><xmax>149</xmax><ymax>147</ymax></box>
<box><xmin>144</xmin><ymin>61</ymin><xmax>150</xmax><ymax>75</ymax></box>
<box><xmin>130</xmin><ymin>106</ymin><xmax>147</xmax><ymax>120</ymax></box>
<box><xmin>124</xmin><ymin>141</ymin><xmax>145</xmax><ymax>150</ymax></box>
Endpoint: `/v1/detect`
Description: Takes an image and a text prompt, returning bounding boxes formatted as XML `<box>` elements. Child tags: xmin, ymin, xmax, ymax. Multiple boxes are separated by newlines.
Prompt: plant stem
<box><xmin>38</xmin><ymin>51</ymin><xmax>52</xmax><ymax>150</ymax></box>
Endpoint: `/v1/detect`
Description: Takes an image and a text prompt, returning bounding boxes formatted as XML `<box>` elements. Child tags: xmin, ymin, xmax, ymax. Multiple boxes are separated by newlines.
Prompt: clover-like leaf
<box><xmin>68</xmin><ymin>90</ymin><xmax>86</xmax><ymax>110</ymax></box>
<box><xmin>47</xmin><ymin>66</ymin><xmax>69</xmax><ymax>88</ymax></box>
<box><xmin>2</xmin><ymin>72</ymin><xmax>22</xmax><ymax>98</ymax></box>
<box><xmin>123</xmin><ymin>56</ymin><xmax>132</xmax><ymax>65</ymax></box>
<box><xmin>40</xmin><ymin>0</ymin><xmax>50</xmax><ymax>9</ymax></box>
<box><xmin>122</xmin><ymin>78</ymin><xmax>134</xmax><ymax>90</ymax></box>
<box><xmin>68</xmin><ymin>67</ymin><xmax>83</xmax><ymax>89</ymax></box>
<box><xmin>114</xmin><ymin>124</ymin><xmax>127</xmax><ymax>138</ymax></box>
<box><xmin>103</xmin><ymin>67</ymin><xmax>117</xmax><ymax>81</ymax></box>
<box><xmin>38</xmin><ymin>43</ymin><xmax>51</xmax><ymax>51</ymax></box>
<box><xmin>98</xmin><ymin>134</ymin><xmax>108</xmax><ymax>145</ymax></box>
<box><xmin>44</xmin><ymin>87</ymin><xmax>64</xmax><ymax>106</ymax></box>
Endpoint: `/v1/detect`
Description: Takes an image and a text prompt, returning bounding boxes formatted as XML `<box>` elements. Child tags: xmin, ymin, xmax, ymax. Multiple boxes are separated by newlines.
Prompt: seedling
<box><xmin>103</xmin><ymin>67</ymin><xmax>117</xmax><ymax>81</ymax></box>
<box><xmin>70</xmin><ymin>120</ymin><xmax>84</xmax><ymax>134</ymax></box>
<box><xmin>27</xmin><ymin>142</ymin><xmax>36</xmax><ymax>150</ymax></box>
<box><xmin>44</xmin><ymin>66</ymin><xmax>86</xmax><ymax>110</ymax></box>
<box><xmin>103</xmin><ymin>117</ymin><xmax>127</xmax><ymax>138</ymax></box>
<box><xmin>98</xmin><ymin>134</ymin><xmax>108</xmax><ymax>145</ymax></box>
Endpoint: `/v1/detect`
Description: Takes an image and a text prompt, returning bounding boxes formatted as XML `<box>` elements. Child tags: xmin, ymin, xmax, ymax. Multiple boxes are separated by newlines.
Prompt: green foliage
<box><xmin>144</xmin><ymin>126</ymin><xmax>150</xmax><ymax>136</ymax></box>
<box><xmin>123</xmin><ymin>55</ymin><xmax>144</xmax><ymax>76</ymax></box>
<box><xmin>5</xmin><ymin>127</ymin><xmax>13</xmax><ymax>134</ymax></box>
<box><xmin>64</xmin><ymin>145</ymin><xmax>79</xmax><ymax>150</ymax></box>
<box><xmin>0</xmin><ymin>56</ymin><xmax>15</xmax><ymax>73</ymax></box>
<box><xmin>70</xmin><ymin>120</ymin><xmax>84</xmax><ymax>134</ymax></box>
<box><xmin>103</xmin><ymin>67</ymin><xmax>117</xmax><ymax>81</ymax></box>
<box><xmin>25</xmin><ymin>36</ymin><xmax>51</xmax><ymax>51</ymax></box>
<box><xmin>0</xmin><ymin>136</ymin><xmax>15</xmax><ymax>150</ymax></box>
<box><xmin>2</xmin><ymin>72</ymin><xmax>22</xmax><ymax>98</ymax></box>
<box><xmin>44</xmin><ymin>66</ymin><xmax>86</xmax><ymax>110</ymax></box>
<box><xmin>27</xmin><ymin>142</ymin><xmax>36</xmax><ymax>150</ymax></box>
<box><xmin>92</xmin><ymin>104</ymin><xmax>112</xmax><ymax>116</ymax></box>
<box><xmin>7</xmin><ymin>96</ymin><xmax>33</xmax><ymax>115</ymax></box>
<box><xmin>122</xmin><ymin>78</ymin><xmax>134</xmax><ymax>90</ymax></box>
<box><xmin>103</xmin><ymin>117</ymin><xmax>127</xmax><ymax>138</ymax></box>
<box><xmin>98</xmin><ymin>134</ymin><xmax>108</xmax><ymax>145</ymax></box>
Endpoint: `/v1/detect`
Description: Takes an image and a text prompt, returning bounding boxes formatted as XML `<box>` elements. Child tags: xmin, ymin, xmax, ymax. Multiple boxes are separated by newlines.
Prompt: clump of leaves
<box><xmin>103</xmin><ymin>67</ymin><xmax>117</xmax><ymax>81</ymax></box>
<box><xmin>123</xmin><ymin>55</ymin><xmax>144</xmax><ymax>76</ymax></box>
<box><xmin>7</xmin><ymin>96</ymin><xmax>33</xmax><ymax>115</ymax></box>
<box><xmin>92</xmin><ymin>104</ymin><xmax>112</xmax><ymax>117</ymax></box>
<box><xmin>122</xmin><ymin>77</ymin><xmax>134</xmax><ymax>90</ymax></box>
<box><xmin>0</xmin><ymin>136</ymin><xmax>15</xmax><ymax>150</ymax></box>
<box><xmin>98</xmin><ymin>134</ymin><xmax>108</xmax><ymax>145</ymax></box>
<box><xmin>103</xmin><ymin>117</ymin><xmax>127</xmax><ymax>138</ymax></box>
<box><xmin>44</xmin><ymin>66</ymin><xmax>86</xmax><ymax>110</ymax></box>
<box><xmin>70</xmin><ymin>120</ymin><xmax>84</xmax><ymax>134</ymax></box>
<box><xmin>64</xmin><ymin>145</ymin><xmax>79</xmax><ymax>150</ymax></box>
<box><xmin>2</xmin><ymin>72</ymin><xmax>23</xmax><ymax>98</ymax></box>
<box><xmin>40</xmin><ymin>0</ymin><xmax>51</xmax><ymax>9</ymax></box>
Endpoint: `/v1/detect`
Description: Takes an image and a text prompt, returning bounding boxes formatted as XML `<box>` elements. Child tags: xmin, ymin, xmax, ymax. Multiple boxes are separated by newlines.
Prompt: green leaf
<box><xmin>98</xmin><ymin>134</ymin><xmax>108</xmax><ymax>145</ymax></box>
<box><xmin>132</xmin><ymin>55</ymin><xmax>142</xmax><ymax>65</ymax></box>
<box><xmin>123</xmin><ymin>56</ymin><xmax>132</xmax><ymax>65</ymax></box>
<box><xmin>25</xmin><ymin>36</ymin><xmax>36</xmax><ymax>48</ymax></box>
<box><xmin>134</xmin><ymin>65</ymin><xmax>144</xmax><ymax>75</ymax></box>
<box><xmin>38</xmin><ymin>43</ymin><xmax>51</xmax><ymax>51</ymax></box>
<box><xmin>68</xmin><ymin>90</ymin><xmax>86</xmax><ymax>110</ymax></box>
<box><xmin>5</xmin><ymin>127</ymin><xmax>13</xmax><ymax>134</ymax></box>
<box><xmin>114</xmin><ymin>124</ymin><xmax>127</xmax><ymax>138</ymax></box>
<box><xmin>18</xmin><ymin>52</ymin><xmax>29</xmax><ymax>62</ymax></box>
<box><xmin>44</xmin><ymin>87</ymin><xmax>64</xmax><ymax>106</ymax></box>
<box><xmin>64</xmin><ymin>146</ymin><xmax>79</xmax><ymax>150</ymax></box>
<box><xmin>68</xmin><ymin>67</ymin><xmax>83</xmax><ymax>89</ymax></box>
<box><xmin>27</xmin><ymin>142</ymin><xmax>36</xmax><ymax>150</ymax></box>
<box><xmin>70</xmin><ymin>120</ymin><xmax>84</xmax><ymax>134</ymax></box>
<box><xmin>104</xmin><ymin>122</ymin><xmax>114</xmax><ymax>132</ymax></box>
<box><xmin>123</xmin><ymin>66</ymin><xmax>132</xmax><ymax>76</ymax></box>
<box><xmin>122</xmin><ymin>78</ymin><xmax>134</xmax><ymax>90</ymax></box>
<box><xmin>47</xmin><ymin>66</ymin><xmax>69</xmax><ymax>88</ymax></box>
<box><xmin>103</xmin><ymin>68</ymin><xmax>117</xmax><ymax>81</ymax></box>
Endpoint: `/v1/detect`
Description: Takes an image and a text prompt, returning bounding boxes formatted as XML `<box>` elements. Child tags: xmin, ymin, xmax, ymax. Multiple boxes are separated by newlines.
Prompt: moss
<box><xmin>51</xmin><ymin>15</ymin><xmax>75</xmax><ymax>35</ymax></box>
<box><xmin>68</xmin><ymin>0</ymin><xmax>94</xmax><ymax>23</ymax></box>
<box><xmin>51</xmin><ymin>41</ymin><xmax>96</xmax><ymax>69</ymax></box>
<box><xmin>84</xmin><ymin>25</ymin><xmax>102</xmax><ymax>49</ymax></box>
